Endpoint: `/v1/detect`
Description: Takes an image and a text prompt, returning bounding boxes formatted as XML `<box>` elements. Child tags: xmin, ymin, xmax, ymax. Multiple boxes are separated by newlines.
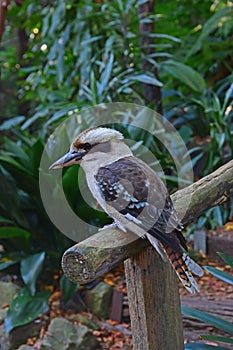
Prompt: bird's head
<box><xmin>49</xmin><ymin>127</ymin><xmax>124</xmax><ymax>169</ymax></box>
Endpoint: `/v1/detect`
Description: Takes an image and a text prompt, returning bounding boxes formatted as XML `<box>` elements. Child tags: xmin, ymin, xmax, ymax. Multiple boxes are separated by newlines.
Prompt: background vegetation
<box><xmin>0</xmin><ymin>0</ymin><xmax>232</xmax><ymax>342</ymax></box>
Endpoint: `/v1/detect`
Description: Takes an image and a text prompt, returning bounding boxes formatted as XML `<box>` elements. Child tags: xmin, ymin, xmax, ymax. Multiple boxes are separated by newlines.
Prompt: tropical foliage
<box><xmin>0</xmin><ymin>0</ymin><xmax>232</xmax><ymax>334</ymax></box>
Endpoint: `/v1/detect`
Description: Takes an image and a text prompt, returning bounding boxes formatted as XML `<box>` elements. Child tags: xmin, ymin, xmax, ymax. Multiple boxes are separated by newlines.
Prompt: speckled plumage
<box><xmin>50</xmin><ymin>126</ymin><xmax>203</xmax><ymax>294</ymax></box>
<box><xmin>95</xmin><ymin>156</ymin><xmax>185</xmax><ymax>254</ymax></box>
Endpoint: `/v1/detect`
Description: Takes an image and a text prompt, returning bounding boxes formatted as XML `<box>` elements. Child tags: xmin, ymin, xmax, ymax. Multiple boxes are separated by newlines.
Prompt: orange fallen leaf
<box><xmin>224</xmin><ymin>221</ymin><xmax>233</xmax><ymax>231</ymax></box>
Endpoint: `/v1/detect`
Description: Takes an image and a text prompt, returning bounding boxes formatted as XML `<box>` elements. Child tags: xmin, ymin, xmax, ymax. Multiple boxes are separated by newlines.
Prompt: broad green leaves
<box><xmin>187</xmin><ymin>7</ymin><xmax>233</xmax><ymax>58</ymax></box>
<box><xmin>182</xmin><ymin>307</ymin><xmax>233</xmax><ymax>335</ymax></box>
<box><xmin>0</xmin><ymin>227</ymin><xmax>31</xmax><ymax>251</ymax></box>
<box><xmin>20</xmin><ymin>252</ymin><xmax>46</xmax><ymax>295</ymax></box>
<box><xmin>163</xmin><ymin>60</ymin><xmax>206</xmax><ymax>92</ymax></box>
<box><xmin>5</xmin><ymin>287</ymin><xmax>50</xmax><ymax>333</ymax></box>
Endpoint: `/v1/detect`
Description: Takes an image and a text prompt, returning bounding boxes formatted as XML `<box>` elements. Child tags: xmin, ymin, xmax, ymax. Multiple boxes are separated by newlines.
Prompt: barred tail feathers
<box><xmin>164</xmin><ymin>246</ymin><xmax>202</xmax><ymax>294</ymax></box>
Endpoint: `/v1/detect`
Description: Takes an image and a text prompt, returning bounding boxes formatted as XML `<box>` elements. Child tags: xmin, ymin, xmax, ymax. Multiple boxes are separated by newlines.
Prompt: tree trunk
<box><xmin>0</xmin><ymin>0</ymin><xmax>10</xmax><ymax>42</ymax></box>
<box><xmin>138</xmin><ymin>0</ymin><xmax>163</xmax><ymax>114</ymax></box>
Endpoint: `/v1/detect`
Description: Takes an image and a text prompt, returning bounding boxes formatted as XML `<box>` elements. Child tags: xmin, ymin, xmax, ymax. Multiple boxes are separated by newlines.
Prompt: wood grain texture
<box><xmin>125</xmin><ymin>247</ymin><xmax>184</xmax><ymax>350</ymax></box>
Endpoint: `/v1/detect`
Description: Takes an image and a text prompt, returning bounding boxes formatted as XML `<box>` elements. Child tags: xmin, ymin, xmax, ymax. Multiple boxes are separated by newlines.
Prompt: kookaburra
<box><xmin>50</xmin><ymin>126</ymin><xmax>203</xmax><ymax>294</ymax></box>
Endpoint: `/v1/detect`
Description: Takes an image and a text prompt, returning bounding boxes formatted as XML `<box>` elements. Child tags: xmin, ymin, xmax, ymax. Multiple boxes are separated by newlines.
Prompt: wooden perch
<box><xmin>62</xmin><ymin>160</ymin><xmax>233</xmax><ymax>284</ymax></box>
<box><xmin>62</xmin><ymin>160</ymin><xmax>233</xmax><ymax>350</ymax></box>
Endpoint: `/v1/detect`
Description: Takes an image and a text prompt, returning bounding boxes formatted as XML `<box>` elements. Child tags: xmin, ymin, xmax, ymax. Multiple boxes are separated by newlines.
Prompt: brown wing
<box><xmin>95</xmin><ymin>156</ymin><xmax>186</xmax><ymax>253</ymax></box>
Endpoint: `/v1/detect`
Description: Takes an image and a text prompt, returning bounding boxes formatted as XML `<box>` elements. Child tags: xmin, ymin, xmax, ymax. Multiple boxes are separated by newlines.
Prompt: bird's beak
<box><xmin>49</xmin><ymin>151</ymin><xmax>84</xmax><ymax>169</ymax></box>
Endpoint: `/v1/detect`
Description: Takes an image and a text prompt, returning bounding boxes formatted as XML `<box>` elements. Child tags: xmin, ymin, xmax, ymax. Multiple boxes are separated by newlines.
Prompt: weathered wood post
<box><xmin>62</xmin><ymin>229</ymin><xmax>183</xmax><ymax>350</ymax></box>
<box><xmin>62</xmin><ymin>161</ymin><xmax>233</xmax><ymax>350</ymax></box>
<box><xmin>125</xmin><ymin>248</ymin><xmax>183</xmax><ymax>349</ymax></box>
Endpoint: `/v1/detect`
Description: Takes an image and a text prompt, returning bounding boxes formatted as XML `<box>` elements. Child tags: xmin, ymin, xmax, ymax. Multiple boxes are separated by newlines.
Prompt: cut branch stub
<box><xmin>62</xmin><ymin>160</ymin><xmax>233</xmax><ymax>284</ymax></box>
<box><xmin>62</xmin><ymin>229</ymin><xmax>148</xmax><ymax>284</ymax></box>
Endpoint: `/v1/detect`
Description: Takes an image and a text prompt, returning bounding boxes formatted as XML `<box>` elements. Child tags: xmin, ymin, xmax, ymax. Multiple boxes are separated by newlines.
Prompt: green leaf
<box><xmin>21</xmin><ymin>107</ymin><xmax>50</xmax><ymax>130</ymax></box>
<box><xmin>20</xmin><ymin>252</ymin><xmax>46</xmax><ymax>295</ymax></box>
<box><xmin>0</xmin><ymin>217</ymin><xmax>14</xmax><ymax>224</ymax></box>
<box><xmin>149</xmin><ymin>33</ymin><xmax>181</xmax><ymax>43</ymax></box>
<box><xmin>0</xmin><ymin>116</ymin><xmax>25</xmax><ymax>130</ymax></box>
<box><xmin>129</xmin><ymin>74</ymin><xmax>163</xmax><ymax>87</ymax></box>
<box><xmin>60</xmin><ymin>274</ymin><xmax>78</xmax><ymax>303</ymax></box>
<box><xmin>181</xmin><ymin>306</ymin><xmax>233</xmax><ymax>335</ymax></box>
<box><xmin>4</xmin><ymin>139</ymin><xmax>30</xmax><ymax>168</ymax></box>
<box><xmin>98</xmin><ymin>52</ymin><xmax>114</xmax><ymax>96</ymax></box>
<box><xmin>217</xmin><ymin>252</ymin><xmax>233</xmax><ymax>268</ymax></box>
<box><xmin>5</xmin><ymin>286</ymin><xmax>50</xmax><ymax>333</ymax></box>
<box><xmin>0</xmin><ymin>227</ymin><xmax>30</xmax><ymax>240</ymax></box>
<box><xmin>201</xmin><ymin>334</ymin><xmax>233</xmax><ymax>344</ymax></box>
<box><xmin>81</xmin><ymin>35</ymin><xmax>102</xmax><ymax>46</ymax></box>
<box><xmin>0</xmin><ymin>170</ymin><xmax>27</xmax><ymax>227</ymax></box>
<box><xmin>57</xmin><ymin>47</ymin><xmax>64</xmax><ymax>84</ymax></box>
<box><xmin>223</xmin><ymin>84</ymin><xmax>233</xmax><ymax>112</ymax></box>
<box><xmin>163</xmin><ymin>60</ymin><xmax>206</xmax><ymax>92</ymax></box>
<box><xmin>187</xmin><ymin>7</ymin><xmax>232</xmax><ymax>57</ymax></box>
<box><xmin>204</xmin><ymin>266</ymin><xmax>233</xmax><ymax>285</ymax></box>
<box><xmin>0</xmin><ymin>155</ymin><xmax>29</xmax><ymax>174</ymax></box>
<box><xmin>0</xmin><ymin>227</ymin><xmax>31</xmax><ymax>251</ymax></box>
<box><xmin>44</xmin><ymin>104</ymin><xmax>77</xmax><ymax>128</ymax></box>
<box><xmin>185</xmin><ymin>343</ymin><xmax>229</xmax><ymax>350</ymax></box>
<box><xmin>0</xmin><ymin>261</ymin><xmax>18</xmax><ymax>271</ymax></box>
<box><xmin>30</xmin><ymin>139</ymin><xmax>44</xmax><ymax>173</ymax></box>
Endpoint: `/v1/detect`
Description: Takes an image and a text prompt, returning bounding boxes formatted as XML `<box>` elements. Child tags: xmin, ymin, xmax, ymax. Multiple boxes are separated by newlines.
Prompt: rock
<box><xmin>67</xmin><ymin>313</ymin><xmax>99</xmax><ymax>330</ymax></box>
<box><xmin>0</xmin><ymin>281</ymin><xmax>20</xmax><ymax>328</ymax></box>
<box><xmin>0</xmin><ymin>282</ymin><xmax>19</xmax><ymax>343</ymax></box>
<box><xmin>0</xmin><ymin>319</ymin><xmax>42</xmax><ymax>350</ymax></box>
<box><xmin>84</xmin><ymin>282</ymin><xmax>113</xmax><ymax>319</ymax></box>
<box><xmin>16</xmin><ymin>346</ymin><xmax>34</xmax><ymax>350</ymax></box>
<box><xmin>0</xmin><ymin>281</ymin><xmax>20</xmax><ymax>307</ymax></box>
<box><xmin>0</xmin><ymin>309</ymin><xmax>7</xmax><ymax>324</ymax></box>
<box><xmin>39</xmin><ymin>317</ymin><xmax>99</xmax><ymax>350</ymax></box>
<box><xmin>62</xmin><ymin>291</ymin><xmax>86</xmax><ymax>313</ymax></box>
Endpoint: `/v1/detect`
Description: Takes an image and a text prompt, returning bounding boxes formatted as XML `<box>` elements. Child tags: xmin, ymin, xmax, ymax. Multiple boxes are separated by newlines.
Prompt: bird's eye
<box><xmin>83</xmin><ymin>142</ymin><xmax>92</xmax><ymax>151</ymax></box>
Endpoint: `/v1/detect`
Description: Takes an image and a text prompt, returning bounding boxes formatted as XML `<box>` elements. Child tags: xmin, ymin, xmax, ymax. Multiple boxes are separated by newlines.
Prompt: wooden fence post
<box><xmin>125</xmin><ymin>247</ymin><xmax>183</xmax><ymax>350</ymax></box>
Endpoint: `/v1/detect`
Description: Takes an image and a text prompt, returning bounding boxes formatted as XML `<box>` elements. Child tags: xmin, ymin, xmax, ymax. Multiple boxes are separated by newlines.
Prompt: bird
<box><xmin>50</xmin><ymin>126</ymin><xmax>203</xmax><ymax>294</ymax></box>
